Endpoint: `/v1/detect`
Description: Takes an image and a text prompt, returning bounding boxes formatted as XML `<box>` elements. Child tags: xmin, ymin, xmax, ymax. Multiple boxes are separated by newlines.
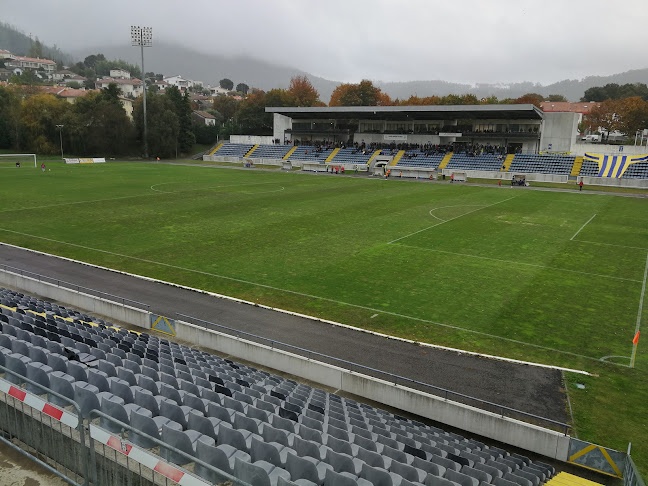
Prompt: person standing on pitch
<box><xmin>579</xmin><ymin>180</ymin><xmax>583</xmax><ymax>191</ymax></box>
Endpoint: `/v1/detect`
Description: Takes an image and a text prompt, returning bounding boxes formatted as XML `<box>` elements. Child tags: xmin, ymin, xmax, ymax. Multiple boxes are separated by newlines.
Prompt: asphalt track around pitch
<box><xmin>0</xmin><ymin>243</ymin><xmax>568</xmax><ymax>425</ymax></box>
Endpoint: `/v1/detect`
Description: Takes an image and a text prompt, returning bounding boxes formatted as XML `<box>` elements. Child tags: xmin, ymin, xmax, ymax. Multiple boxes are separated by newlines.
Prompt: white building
<box><xmin>5</xmin><ymin>56</ymin><xmax>56</xmax><ymax>74</ymax></box>
<box><xmin>0</xmin><ymin>49</ymin><xmax>14</xmax><ymax>60</ymax></box>
<box><xmin>109</xmin><ymin>69</ymin><xmax>131</xmax><ymax>79</ymax></box>
<box><xmin>209</xmin><ymin>85</ymin><xmax>230</xmax><ymax>96</ymax></box>
<box><xmin>95</xmin><ymin>77</ymin><xmax>143</xmax><ymax>98</ymax></box>
<box><xmin>164</xmin><ymin>75</ymin><xmax>203</xmax><ymax>91</ymax></box>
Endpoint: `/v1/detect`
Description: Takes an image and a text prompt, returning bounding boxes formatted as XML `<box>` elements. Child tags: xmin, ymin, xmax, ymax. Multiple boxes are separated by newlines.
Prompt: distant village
<box><xmin>0</xmin><ymin>48</ymin><xmax>240</xmax><ymax>126</ymax></box>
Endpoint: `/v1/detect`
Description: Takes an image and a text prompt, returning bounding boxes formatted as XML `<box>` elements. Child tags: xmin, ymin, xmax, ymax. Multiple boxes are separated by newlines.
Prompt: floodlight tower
<box><xmin>56</xmin><ymin>124</ymin><xmax>64</xmax><ymax>158</ymax></box>
<box><xmin>131</xmin><ymin>25</ymin><xmax>152</xmax><ymax>158</ymax></box>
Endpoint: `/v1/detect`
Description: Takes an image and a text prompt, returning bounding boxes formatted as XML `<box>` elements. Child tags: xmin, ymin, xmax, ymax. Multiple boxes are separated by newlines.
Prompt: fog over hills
<box><xmin>72</xmin><ymin>42</ymin><xmax>648</xmax><ymax>103</ymax></box>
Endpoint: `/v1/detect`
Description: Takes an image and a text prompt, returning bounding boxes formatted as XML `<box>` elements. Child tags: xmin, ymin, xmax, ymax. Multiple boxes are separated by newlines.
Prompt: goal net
<box><xmin>0</xmin><ymin>153</ymin><xmax>37</xmax><ymax>168</ymax></box>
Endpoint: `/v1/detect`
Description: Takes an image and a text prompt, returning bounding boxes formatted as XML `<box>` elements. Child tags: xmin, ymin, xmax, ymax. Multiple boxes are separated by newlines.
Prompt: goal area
<box><xmin>0</xmin><ymin>153</ymin><xmax>37</xmax><ymax>168</ymax></box>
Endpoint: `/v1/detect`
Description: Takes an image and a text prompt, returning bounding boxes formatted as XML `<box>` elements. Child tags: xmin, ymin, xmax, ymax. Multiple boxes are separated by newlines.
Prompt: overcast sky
<box><xmin>3</xmin><ymin>0</ymin><xmax>647</xmax><ymax>85</ymax></box>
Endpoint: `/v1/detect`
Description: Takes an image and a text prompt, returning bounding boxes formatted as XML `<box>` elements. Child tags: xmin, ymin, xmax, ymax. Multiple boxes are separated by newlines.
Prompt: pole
<box><xmin>141</xmin><ymin>41</ymin><xmax>148</xmax><ymax>159</ymax></box>
<box><xmin>56</xmin><ymin>125</ymin><xmax>63</xmax><ymax>159</ymax></box>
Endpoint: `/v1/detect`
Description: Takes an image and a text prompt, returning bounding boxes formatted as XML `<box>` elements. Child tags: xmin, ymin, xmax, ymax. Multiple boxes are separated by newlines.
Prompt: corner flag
<box><xmin>633</xmin><ymin>331</ymin><xmax>640</xmax><ymax>345</ymax></box>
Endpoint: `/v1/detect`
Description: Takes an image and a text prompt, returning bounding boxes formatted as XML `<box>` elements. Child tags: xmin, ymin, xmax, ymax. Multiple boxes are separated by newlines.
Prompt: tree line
<box><xmin>0</xmin><ymin>83</ymin><xmax>200</xmax><ymax>158</ymax></box>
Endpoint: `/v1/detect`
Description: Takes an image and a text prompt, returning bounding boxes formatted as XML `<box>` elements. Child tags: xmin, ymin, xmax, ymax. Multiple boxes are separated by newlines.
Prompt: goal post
<box><xmin>0</xmin><ymin>153</ymin><xmax>37</xmax><ymax>168</ymax></box>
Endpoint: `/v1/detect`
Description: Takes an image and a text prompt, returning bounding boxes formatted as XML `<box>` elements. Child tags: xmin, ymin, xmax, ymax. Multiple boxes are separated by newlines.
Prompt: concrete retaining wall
<box><xmin>173</xmin><ymin>319</ymin><xmax>571</xmax><ymax>461</ymax></box>
<box><xmin>2</xmin><ymin>268</ymin><xmax>572</xmax><ymax>461</ymax></box>
<box><xmin>0</xmin><ymin>269</ymin><xmax>150</xmax><ymax>329</ymax></box>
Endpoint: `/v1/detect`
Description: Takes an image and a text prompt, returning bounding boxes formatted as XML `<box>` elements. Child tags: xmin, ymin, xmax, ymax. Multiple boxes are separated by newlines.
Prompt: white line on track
<box><xmin>149</xmin><ymin>180</ymin><xmax>279</xmax><ymax>194</ymax></box>
<box><xmin>391</xmin><ymin>243</ymin><xmax>640</xmax><ymax>283</ymax></box>
<box><xmin>0</xmin><ymin>228</ymin><xmax>601</xmax><ymax>366</ymax></box>
<box><xmin>388</xmin><ymin>196</ymin><xmax>517</xmax><ymax>244</ymax></box>
<box><xmin>570</xmin><ymin>214</ymin><xmax>597</xmax><ymax>241</ymax></box>
<box><xmin>241</xmin><ymin>186</ymin><xmax>284</xmax><ymax>195</ymax></box>
<box><xmin>0</xmin><ymin>241</ymin><xmax>591</xmax><ymax>374</ymax></box>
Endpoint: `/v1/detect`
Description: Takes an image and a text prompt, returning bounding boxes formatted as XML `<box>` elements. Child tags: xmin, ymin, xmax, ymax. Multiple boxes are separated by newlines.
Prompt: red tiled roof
<box><xmin>58</xmin><ymin>89</ymin><xmax>91</xmax><ymax>98</ymax></box>
<box><xmin>96</xmin><ymin>78</ymin><xmax>142</xmax><ymax>86</ymax></box>
<box><xmin>540</xmin><ymin>101</ymin><xmax>601</xmax><ymax>114</ymax></box>
<box><xmin>193</xmin><ymin>110</ymin><xmax>215</xmax><ymax>119</ymax></box>
<box><xmin>11</xmin><ymin>56</ymin><xmax>56</xmax><ymax>65</ymax></box>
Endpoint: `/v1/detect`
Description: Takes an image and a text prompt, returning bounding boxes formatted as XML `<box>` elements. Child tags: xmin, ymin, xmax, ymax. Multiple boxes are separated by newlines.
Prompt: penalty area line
<box><xmin>570</xmin><ymin>214</ymin><xmax>596</xmax><ymax>241</ymax></box>
<box><xmin>388</xmin><ymin>196</ymin><xmax>517</xmax><ymax>245</ymax></box>
<box><xmin>0</xmin><ymin>230</ymin><xmax>597</xmax><ymax>370</ymax></box>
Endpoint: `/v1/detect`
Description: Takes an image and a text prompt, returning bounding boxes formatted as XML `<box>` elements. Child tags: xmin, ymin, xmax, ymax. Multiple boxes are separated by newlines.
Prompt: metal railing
<box><xmin>177</xmin><ymin>312</ymin><xmax>572</xmax><ymax>434</ymax></box>
<box><xmin>0</xmin><ymin>364</ymin><xmax>89</xmax><ymax>486</ymax></box>
<box><xmin>624</xmin><ymin>452</ymin><xmax>646</xmax><ymax>486</ymax></box>
<box><xmin>0</xmin><ymin>365</ymin><xmax>251</xmax><ymax>486</ymax></box>
<box><xmin>0</xmin><ymin>263</ymin><xmax>150</xmax><ymax>311</ymax></box>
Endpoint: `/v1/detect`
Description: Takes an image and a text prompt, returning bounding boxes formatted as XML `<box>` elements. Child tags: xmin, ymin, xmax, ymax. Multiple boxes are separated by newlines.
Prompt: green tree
<box><xmin>133</xmin><ymin>92</ymin><xmax>179</xmax><ymax>158</ymax></box>
<box><xmin>20</xmin><ymin>93</ymin><xmax>70</xmax><ymax>154</ymax></box>
<box><xmin>514</xmin><ymin>93</ymin><xmax>544</xmax><ymax>107</ymax></box>
<box><xmin>28</xmin><ymin>38</ymin><xmax>43</xmax><ymax>58</ymax></box>
<box><xmin>546</xmin><ymin>94</ymin><xmax>568</xmax><ymax>102</ymax></box>
<box><xmin>0</xmin><ymin>85</ymin><xmax>21</xmax><ymax>149</ymax></box>
<box><xmin>236</xmin><ymin>83</ymin><xmax>249</xmax><ymax>95</ymax></box>
<box><xmin>219</xmin><ymin>78</ymin><xmax>234</xmax><ymax>90</ymax></box>
<box><xmin>165</xmin><ymin>86</ymin><xmax>195</xmax><ymax>154</ymax></box>
<box><xmin>236</xmin><ymin>90</ymin><xmax>272</xmax><ymax>134</ymax></box>
<box><xmin>212</xmin><ymin>95</ymin><xmax>239</xmax><ymax>122</ymax></box>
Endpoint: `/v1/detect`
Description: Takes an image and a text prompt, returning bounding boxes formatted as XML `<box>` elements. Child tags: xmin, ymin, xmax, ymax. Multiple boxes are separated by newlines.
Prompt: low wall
<box><xmin>173</xmin><ymin>318</ymin><xmax>571</xmax><ymax>461</ymax></box>
<box><xmin>1</xmin><ymin>267</ymin><xmax>571</xmax><ymax>461</ymax></box>
<box><xmin>229</xmin><ymin>135</ymin><xmax>275</xmax><ymax>145</ymax></box>
<box><xmin>571</xmin><ymin>143</ymin><xmax>648</xmax><ymax>156</ymax></box>
<box><xmin>302</xmin><ymin>162</ymin><xmax>368</xmax><ymax>173</ymax></box>
<box><xmin>0</xmin><ymin>269</ymin><xmax>150</xmax><ymax>329</ymax></box>
<box><xmin>579</xmin><ymin>176</ymin><xmax>648</xmax><ymax>188</ymax></box>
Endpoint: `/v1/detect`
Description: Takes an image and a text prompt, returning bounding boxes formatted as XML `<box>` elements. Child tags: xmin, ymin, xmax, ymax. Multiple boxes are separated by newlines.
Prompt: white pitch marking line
<box><xmin>0</xmin><ymin>228</ymin><xmax>603</xmax><ymax>364</ymax></box>
<box><xmin>570</xmin><ymin>214</ymin><xmax>597</xmax><ymax>241</ymax></box>
<box><xmin>633</xmin><ymin>252</ymin><xmax>648</xmax><ymax>345</ymax></box>
<box><xmin>392</xmin><ymin>243</ymin><xmax>641</xmax><ymax>283</ymax></box>
<box><xmin>572</xmin><ymin>240</ymin><xmax>648</xmax><ymax>251</ymax></box>
<box><xmin>427</xmin><ymin>204</ymin><xmax>482</xmax><ymax>222</ymax></box>
<box><xmin>388</xmin><ymin>196</ymin><xmax>517</xmax><ymax>244</ymax></box>
<box><xmin>149</xmin><ymin>180</ymin><xmax>278</xmax><ymax>194</ymax></box>
<box><xmin>241</xmin><ymin>186</ymin><xmax>285</xmax><ymax>195</ymax></box>
<box><xmin>370</xmin><ymin>313</ymin><xmax>379</xmax><ymax>319</ymax></box>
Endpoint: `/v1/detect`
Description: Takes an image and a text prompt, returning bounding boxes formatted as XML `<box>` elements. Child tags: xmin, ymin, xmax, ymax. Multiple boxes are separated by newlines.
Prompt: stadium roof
<box><xmin>266</xmin><ymin>104</ymin><xmax>544</xmax><ymax>121</ymax></box>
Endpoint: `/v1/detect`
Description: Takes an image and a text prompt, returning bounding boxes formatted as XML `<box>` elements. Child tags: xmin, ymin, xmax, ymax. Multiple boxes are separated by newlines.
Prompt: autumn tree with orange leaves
<box><xmin>329</xmin><ymin>80</ymin><xmax>392</xmax><ymax>106</ymax></box>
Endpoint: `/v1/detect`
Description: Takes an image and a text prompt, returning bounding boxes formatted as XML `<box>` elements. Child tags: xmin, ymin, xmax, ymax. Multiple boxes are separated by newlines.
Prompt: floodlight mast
<box><xmin>131</xmin><ymin>25</ymin><xmax>152</xmax><ymax>158</ymax></box>
<box><xmin>56</xmin><ymin>124</ymin><xmax>64</xmax><ymax>158</ymax></box>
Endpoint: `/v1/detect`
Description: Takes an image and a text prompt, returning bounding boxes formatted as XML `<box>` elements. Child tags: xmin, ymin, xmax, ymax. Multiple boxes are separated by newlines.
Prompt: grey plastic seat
<box><xmin>99</xmin><ymin>396</ymin><xmax>152</xmax><ymax>433</ymax></box>
<box><xmin>325</xmin><ymin>448</ymin><xmax>359</xmax><ymax>476</ymax></box>
<box><xmin>159</xmin><ymin>382</ymin><xmax>183</xmax><ymax>406</ymax></box>
<box><xmin>522</xmin><ymin>465</ymin><xmax>546</xmax><ymax>482</ymax></box>
<box><xmin>428</xmin><ymin>454</ymin><xmax>460</xmax><ymax>472</ymax></box>
<box><xmin>383</xmin><ymin>444</ymin><xmax>410</xmax><ymax>467</ymax></box>
<box><xmin>66</xmin><ymin>362</ymin><xmax>88</xmax><ymax>382</ymax></box>
<box><xmin>498</xmin><ymin>459</ymin><xmax>520</xmax><ymax>472</ymax></box>
<box><xmin>234</xmin><ymin>412</ymin><xmax>262</xmax><ymax>436</ymax></box>
<box><xmin>461</xmin><ymin>465</ymin><xmax>492</xmax><ymax>484</ymax></box>
<box><xmin>187</xmin><ymin>410</ymin><xmax>220</xmax><ymax>441</ymax></box>
<box><xmin>285</xmin><ymin>450</ymin><xmax>332</xmax><ymax>485</ymax></box>
<box><xmin>323</xmin><ymin>468</ymin><xmax>360</xmax><ymax>486</ymax></box>
<box><xmin>183</xmin><ymin>393</ymin><xmax>208</xmax><ymax>415</ymax></box>
<box><xmin>73</xmin><ymin>382</ymin><xmax>113</xmax><ymax>418</ymax></box>
<box><xmin>293</xmin><ymin>436</ymin><xmax>326</xmax><ymax>462</ymax></box>
<box><xmin>359</xmin><ymin>463</ymin><xmax>393</xmax><ymax>486</ymax></box>
<box><xmin>11</xmin><ymin>339</ymin><xmax>31</xmax><ymax>357</ymax></box>
<box><xmin>412</xmin><ymin>456</ymin><xmax>445</xmax><ymax>478</ymax></box>
<box><xmin>110</xmin><ymin>378</ymin><xmax>135</xmax><ymax>403</ymax></box>
<box><xmin>136</xmin><ymin>375</ymin><xmax>159</xmax><ymax>395</ymax></box>
<box><xmin>300</xmin><ymin>425</ymin><xmax>323</xmax><ymax>444</ymax></box>
<box><xmin>48</xmin><ymin>371</ymin><xmax>76</xmax><ymax>406</ymax></box>
<box><xmin>234</xmin><ymin>456</ymin><xmax>291</xmax><ymax>486</ymax></box>
<box><xmin>503</xmin><ymin>473</ymin><xmax>533</xmax><ymax>486</ymax></box>
<box><xmin>460</xmin><ymin>452</ymin><xmax>483</xmax><ymax>466</ymax></box>
<box><xmin>208</xmin><ymin>402</ymin><xmax>234</xmax><ymax>424</ymax></box>
<box><xmin>517</xmin><ymin>468</ymin><xmax>542</xmax><ymax>485</ymax></box>
<box><xmin>46</xmin><ymin>353</ymin><xmax>68</xmax><ymax>373</ymax></box>
<box><xmin>391</xmin><ymin>460</ymin><xmax>426</xmax><ymax>484</ymax></box>
<box><xmin>133</xmin><ymin>389</ymin><xmax>160</xmax><ymax>416</ymax></box>
<box><xmin>325</xmin><ymin>435</ymin><xmax>353</xmax><ymax>456</ymax></box>
<box><xmin>273</xmin><ymin>414</ymin><xmax>297</xmax><ymax>433</ymax></box>
<box><xmin>25</xmin><ymin>361</ymin><xmax>52</xmax><ymax>394</ymax></box>
<box><xmin>87</xmin><ymin>369</ymin><xmax>111</xmax><ymax>392</ymax></box>
<box><xmin>129</xmin><ymin>410</ymin><xmax>181</xmax><ymax>449</ymax></box>
<box><xmin>27</xmin><ymin>346</ymin><xmax>49</xmax><ymax>365</ymax></box>
<box><xmin>251</xmin><ymin>436</ymin><xmax>286</xmax><ymax>469</ymax></box>
<box><xmin>473</xmin><ymin>462</ymin><xmax>502</xmax><ymax>479</ymax></box>
<box><xmin>263</xmin><ymin>424</ymin><xmax>294</xmax><ymax>449</ymax></box>
<box><xmin>494</xmin><ymin>478</ymin><xmax>520</xmax><ymax>486</ymax></box>
<box><xmin>160</xmin><ymin>400</ymin><xmax>190</xmax><ymax>429</ymax></box>
<box><xmin>218</xmin><ymin>423</ymin><xmax>251</xmax><ymax>452</ymax></box>
<box><xmin>160</xmin><ymin>424</ymin><xmax>212</xmax><ymax>466</ymax></box>
<box><xmin>426</xmin><ymin>476</ymin><xmax>460</xmax><ymax>486</ymax></box>
<box><xmin>5</xmin><ymin>353</ymin><xmax>31</xmax><ymax>384</ymax></box>
<box><xmin>223</xmin><ymin>395</ymin><xmax>246</xmax><ymax>413</ymax></box>
<box><xmin>446</xmin><ymin>469</ymin><xmax>478</xmax><ymax>486</ymax></box>
<box><xmin>117</xmin><ymin>367</ymin><xmax>137</xmax><ymax>386</ymax></box>
<box><xmin>357</xmin><ymin>446</ymin><xmax>386</xmax><ymax>469</ymax></box>
<box><xmin>194</xmin><ymin>436</ymin><xmax>251</xmax><ymax>481</ymax></box>
<box><xmin>486</xmin><ymin>460</ymin><xmax>511</xmax><ymax>476</ymax></box>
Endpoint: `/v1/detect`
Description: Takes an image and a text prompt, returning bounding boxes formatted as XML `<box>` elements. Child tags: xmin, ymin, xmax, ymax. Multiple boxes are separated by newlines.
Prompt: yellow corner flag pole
<box><xmin>630</xmin><ymin>331</ymin><xmax>640</xmax><ymax>368</ymax></box>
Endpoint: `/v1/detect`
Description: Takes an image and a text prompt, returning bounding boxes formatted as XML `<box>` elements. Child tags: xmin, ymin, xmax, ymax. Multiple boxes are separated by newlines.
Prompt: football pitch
<box><xmin>1</xmin><ymin>161</ymin><xmax>647</xmax><ymax>463</ymax></box>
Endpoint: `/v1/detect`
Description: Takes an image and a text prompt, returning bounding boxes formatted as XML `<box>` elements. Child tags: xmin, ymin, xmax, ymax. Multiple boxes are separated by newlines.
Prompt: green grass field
<box><xmin>1</xmin><ymin>161</ymin><xmax>646</xmax><ymax>473</ymax></box>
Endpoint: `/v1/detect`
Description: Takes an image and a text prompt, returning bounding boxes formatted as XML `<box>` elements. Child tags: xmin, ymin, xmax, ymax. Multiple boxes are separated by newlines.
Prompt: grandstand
<box><xmin>0</xmin><ymin>286</ymin><xmax>562</xmax><ymax>486</ymax></box>
<box><xmin>507</xmin><ymin>155</ymin><xmax>576</xmax><ymax>175</ymax></box>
